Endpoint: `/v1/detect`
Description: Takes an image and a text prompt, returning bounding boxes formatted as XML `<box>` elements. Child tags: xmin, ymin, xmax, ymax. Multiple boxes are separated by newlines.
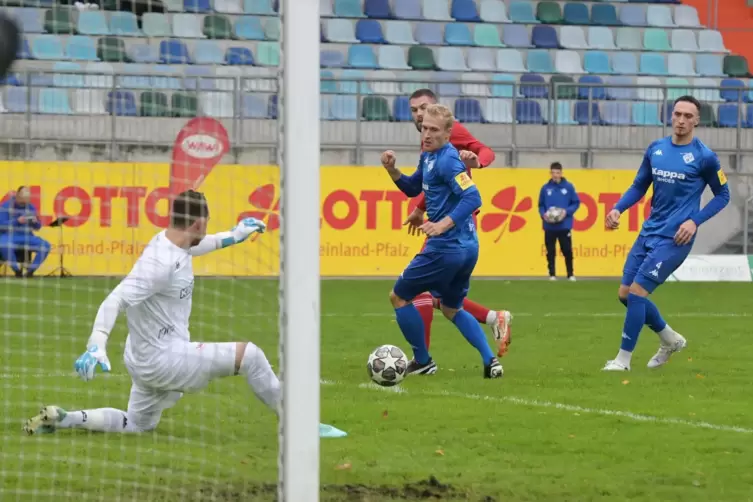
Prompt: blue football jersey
<box><xmin>616</xmin><ymin>136</ymin><xmax>730</xmax><ymax>239</ymax></box>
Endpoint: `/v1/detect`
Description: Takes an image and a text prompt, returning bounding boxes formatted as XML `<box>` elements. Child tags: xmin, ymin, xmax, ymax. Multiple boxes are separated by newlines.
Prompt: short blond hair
<box><xmin>424</xmin><ymin>103</ymin><xmax>455</xmax><ymax>131</ymax></box>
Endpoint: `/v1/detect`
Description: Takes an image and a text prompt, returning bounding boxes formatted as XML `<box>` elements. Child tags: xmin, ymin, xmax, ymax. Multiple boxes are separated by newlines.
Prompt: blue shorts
<box><xmin>621</xmin><ymin>235</ymin><xmax>692</xmax><ymax>293</ymax></box>
<box><xmin>393</xmin><ymin>247</ymin><xmax>478</xmax><ymax>309</ymax></box>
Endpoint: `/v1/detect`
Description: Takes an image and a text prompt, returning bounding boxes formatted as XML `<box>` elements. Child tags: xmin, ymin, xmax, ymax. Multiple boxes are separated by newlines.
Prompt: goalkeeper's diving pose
<box><xmin>24</xmin><ymin>190</ymin><xmax>339</xmax><ymax>436</ymax></box>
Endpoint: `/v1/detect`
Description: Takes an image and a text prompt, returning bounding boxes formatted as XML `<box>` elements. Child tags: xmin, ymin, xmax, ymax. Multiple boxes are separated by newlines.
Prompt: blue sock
<box><xmin>619</xmin><ymin>296</ymin><xmax>666</xmax><ymax>332</ymax></box>
<box><xmin>452</xmin><ymin>309</ymin><xmax>495</xmax><ymax>365</ymax></box>
<box><xmin>620</xmin><ymin>293</ymin><xmax>648</xmax><ymax>352</ymax></box>
<box><xmin>395</xmin><ymin>304</ymin><xmax>430</xmax><ymax>364</ymax></box>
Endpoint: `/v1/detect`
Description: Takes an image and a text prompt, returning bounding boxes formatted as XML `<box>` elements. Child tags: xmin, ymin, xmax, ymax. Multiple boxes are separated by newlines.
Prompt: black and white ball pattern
<box><xmin>545</xmin><ymin>207</ymin><xmax>566</xmax><ymax>223</ymax></box>
<box><xmin>367</xmin><ymin>344</ymin><xmax>408</xmax><ymax>387</ymax></box>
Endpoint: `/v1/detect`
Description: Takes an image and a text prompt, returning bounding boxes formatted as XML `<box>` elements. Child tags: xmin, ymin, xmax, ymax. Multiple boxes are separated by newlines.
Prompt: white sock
<box><xmin>615</xmin><ymin>349</ymin><xmax>632</xmax><ymax>367</ymax></box>
<box><xmin>58</xmin><ymin>408</ymin><xmax>134</xmax><ymax>433</ymax></box>
<box><xmin>239</xmin><ymin>343</ymin><xmax>281</xmax><ymax>412</ymax></box>
<box><xmin>485</xmin><ymin>310</ymin><xmax>498</xmax><ymax>326</ymax></box>
<box><xmin>657</xmin><ymin>325</ymin><xmax>677</xmax><ymax>345</ymax></box>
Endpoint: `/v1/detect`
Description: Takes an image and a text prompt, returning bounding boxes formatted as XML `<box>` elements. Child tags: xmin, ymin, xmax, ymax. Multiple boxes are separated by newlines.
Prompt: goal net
<box><xmin>0</xmin><ymin>1</ymin><xmax>320</xmax><ymax>500</ymax></box>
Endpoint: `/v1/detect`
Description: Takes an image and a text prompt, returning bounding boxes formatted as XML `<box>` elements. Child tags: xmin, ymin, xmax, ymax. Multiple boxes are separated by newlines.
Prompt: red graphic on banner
<box><xmin>170</xmin><ymin>117</ymin><xmax>230</xmax><ymax>195</ymax></box>
<box><xmin>480</xmin><ymin>187</ymin><xmax>532</xmax><ymax>243</ymax></box>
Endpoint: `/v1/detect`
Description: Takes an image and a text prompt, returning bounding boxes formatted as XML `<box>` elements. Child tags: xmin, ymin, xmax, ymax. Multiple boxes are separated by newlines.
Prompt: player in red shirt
<box><xmin>402</xmin><ymin>89</ymin><xmax>512</xmax><ymax>358</ymax></box>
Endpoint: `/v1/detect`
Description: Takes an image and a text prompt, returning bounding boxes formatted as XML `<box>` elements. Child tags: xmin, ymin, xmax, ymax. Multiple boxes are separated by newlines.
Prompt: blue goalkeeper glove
<box><xmin>230</xmin><ymin>217</ymin><xmax>266</xmax><ymax>244</ymax></box>
<box><xmin>74</xmin><ymin>345</ymin><xmax>111</xmax><ymax>382</ymax></box>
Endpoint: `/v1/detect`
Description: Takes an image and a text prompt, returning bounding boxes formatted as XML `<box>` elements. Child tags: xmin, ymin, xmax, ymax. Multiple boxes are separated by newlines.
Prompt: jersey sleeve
<box><xmin>452</xmin><ymin>123</ymin><xmax>495</xmax><ymax>167</ymax></box>
<box><xmin>394</xmin><ymin>154</ymin><xmax>425</xmax><ymax>197</ymax></box>
<box><xmin>439</xmin><ymin>151</ymin><xmax>482</xmax><ymax>224</ymax></box>
<box><xmin>691</xmin><ymin>151</ymin><xmax>731</xmax><ymax>227</ymax></box>
<box><xmin>614</xmin><ymin>147</ymin><xmax>653</xmax><ymax>213</ymax></box>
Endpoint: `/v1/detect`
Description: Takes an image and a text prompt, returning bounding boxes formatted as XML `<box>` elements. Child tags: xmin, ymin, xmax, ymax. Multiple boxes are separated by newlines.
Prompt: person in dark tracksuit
<box><xmin>538</xmin><ymin>162</ymin><xmax>581</xmax><ymax>281</ymax></box>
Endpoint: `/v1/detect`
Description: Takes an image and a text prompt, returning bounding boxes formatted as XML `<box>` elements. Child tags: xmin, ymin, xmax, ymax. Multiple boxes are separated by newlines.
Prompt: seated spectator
<box><xmin>0</xmin><ymin>186</ymin><xmax>51</xmax><ymax>278</ymax></box>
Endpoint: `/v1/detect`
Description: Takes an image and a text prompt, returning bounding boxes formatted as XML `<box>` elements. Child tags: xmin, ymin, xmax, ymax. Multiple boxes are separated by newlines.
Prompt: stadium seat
<box><xmin>461</xmin><ymin>73</ymin><xmax>489</xmax><ymax>96</ymax></box>
<box><xmin>320</xmin><ymin>70</ymin><xmax>337</xmax><ymax>94</ymax></box>
<box><xmin>65</xmin><ymin>36</ymin><xmax>98</xmax><ymax>61</ymax></box>
<box><xmin>38</xmin><ymin>88</ymin><xmax>72</xmax><ymax>114</ymax></box>
<box><xmin>214</xmin><ymin>66</ymin><xmax>243</xmax><ymax>90</ymax></box>
<box><xmin>646</xmin><ymin>5</ymin><xmax>674</xmax><ymax>28</ymax></box>
<box><xmin>745</xmin><ymin>106</ymin><xmax>753</xmax><ymax>128</ymax></box>
<box><xmin>584</xmin><ymin>51</ymin><xmax>611</xmax><ymax>74</ymax></box>
<box><xmin>619</xmin><ymin>5</ymin><xmax>645</xmax><ymax>26</ymax></box>
<box><xmin>97</xmin><ymin>37</ymin><xmax>127</xmax><ymax>62</ymax></box>
<box><xmin>491</xmin><ymin>74</ymin><xmax>518</xmax><ymax>98</ymax></box>
<box><xmin>555</xmin><ymin>51</ymin><xmax>584</xmax><ymax>74</ymax></box>
<box><xmin>29</xmin><ymin>71</ymin><xmax>54</xmax><ymax>87</ymax></box>
<box><xmin>201</xmin><ymin>92</ymin><xmax>234</xmax><ymax>118</ymax></box>
<box><xmin>107</xmin><ymin>91</ymin><xmax>138</xmax><ymax>116</ymax></box>
<box><xmin>408</xmin><ymin>46</ymin><xmax>436</xmax><ymax>69</ymax></box>
<box><xmin>320</xmin><ymin>50</ymin><xmax>345</xmax><ymax>68</ymax></box>
<box><xmin>226</xmin><ymin>46</ymin><xmax>254</xmax><ymax>64</ymax></box>
<box><xmin>31</xmin><ymin>35</ymin><xmax>64</xmax><ymax>60</ymax></box>
<box><xmin>591</xmin><ymin>4</ymin><xmax>619</xmax><ymax>26</ymax></box>
<box><xmin>563</xmin><ymin>3</ymin><xmax>589</xmax><ymax>25</ymax></box>
<box><xmin>636</xmin><ymin>76</ymin><xmax>663</xmax><ymax>101</ymax></box>
<box><xmin>143</xmin><ymin>14</ymin><xmax>172</xmax><ymax>37</ymax></box>
<box><xmin>327</xmin><ymin>19</ymin><xmax>358</xmax><ymax>43</ymax></box>
<box><xmin>18</xmin><ymin>38</ymin><xmax>32</xmax><ymax>60</ymax></box>
<box><xmin>52</xmin><ymin>61</ymin><xmax>83</xmax><ymax>88</ymax></box>
<box><xmin>129</xmin><ymin>43</ymin><xmax>159</xmax><ymax>63</ymax></box>
<box><xmin>693</xmin><ymin>77</ymin><xmax>722</xmax><ymax>102</ymax></box>
<box><xmin>204</xmin><ymin>15</ymin><xmax>233</xmax><ymax>39</ymax></box>
<box><xmin>435</xmin><ymin>72</ymin><xmax>462</xmax><ymax>96</ymax></box>
<box><xmin>244</xmin><ymin>0</ymin><xmax>275</xmax><ymax>14</ymax></box>
<box><xmin>474</xmin><ymin>24</ymin><xmax>504</xmax><ymax>47</ymax></box>
<box><xmin>588</xmin><ymin>27</ymin><xmax>616</xmax><ymax>50</ymax></box>
<box><xmin>335</xmin><ymin>0</ymin><xmax>364</xmax><ymax>17</ymax></box>
<box><xmin>194</xmin><ymin>40</ymin><xmax>225</xmax><ymax>64</ymax></box>
<box><xmin>110</xmin><ymin>12</ymin><xmax>140</xmax><ymax>36</ymax></box>
<box><xmin>402</xmin><ymin>74</ymin><xmax>429</xmax><ymax>94</ymax></box>
<box><xmin>467</xmin><ymin>48</ymin><xmax>496</xmax><ymax>71</ymax></box>
<box><xmin>423</xmin><ymin>0</ymin><xmax>452</xmax><ymax>21</ymax></box>
<box><xmin>632</xmin><ymin>102</ymin><xmax>662</xmax><ymax>126</ymax></box>
<box><xmin>260</xmin><ymin>16</ymin><xmax>280</xmax><ymax>40</ymax></box>
<box><xmin>348</xmin><ymin>45</ymin><xmax>377</xmax><ymax>68</ymax></box>
<box><xmin>385</xmin><ymin>21</ymin><xmax>417</xmax><ymax>44</ymax></box>
<box><xmin>215</xmin><ymin>0</ymin><xmax>243</xmax><ymax>13</ymax></box>
<box><xmin>600</xmin><ymin>101</ymin><xmax>630</xmax><ymax>126</ymax></box>
<box><xmin>356</xmin><ymin>19</ymin><xmax>385</xmax><ymax>43</ymax></box>
<box><xmin>508</xmin><ymin>1</ymin><xmax>537</xmax><ymax>23</ymax></box>
<box><xmin>479</xmin><ymin>0</ymin><xmax>509</xmax><ymax>23</ymax></box>
<box><xmin>671</xmin><ymin>30</ymin><xmax>699</xmax><ymax>52</ymax></box>
<box><xmin>451</xmin><ymin>0</ymin><xmax>480</xmax><ymax>21</ymax></box>
<box><xmin>378</xmin><ymin>45</ymin><xmax>410</xmax><ymax>69</ymax></box>
<box><xmin>532</xmin><ymin>25</ymin><xmax>559</xmax><ymax>49</ymax></box>
<box><xmin>119</xmin><ymin>65</ymin><xmax>151</xmax><ymax>89</ymax></box>
<box><xmin>5</xmin><ymin>88</ymin><xmax>31</xmax><ymax>113</ymax></box>
<box><xmin>364</xmin><ymin>0</ymin><xmax>392</xmax><ymax>18</ymax></box>
<box><xmin>644</xmin><ymin>28</ymin><xmax>670</xmax><ymax>51</ymax></box>
<box><xmin>616</xmin><ymin>28</ymin><xmax>642</xmax><ymax>50</ymax></box>
<box><xmin>173</xmin><ymin>13</ymin><xmax>205</xmax><ymax>38</ymax></box>
<box><xmin>560</xmin><ymin>26</ymin><xmax>588</xmax><ymax>50</ymax></box>
<box><xmin>393</xmin><ymin>96</ymin><xmax>412</xmax><ymax>121</ymax></box>
<box><xmin>267</xmin><ymin>94</ymin><xmax>278</xmax><ymax>119</ymax></box>
<box><xmin>73</xmin><ymin>89</ymin><xmax>106</xmax><ymax>115</ymax></box>
<box><xmin>551</xmin><ymin>74</ymin><xmax>576</xmax><ymax>99</ymax></box>
<box><xmin>151</xmin><ymin>65</ymin><xmax>182</xmax><ymax>90</ymax></box>
<box><xmin>665</xmin><ymin>77</ymin><xmax>690</xmax><ymax>101</ymax></box>
<box><xmin>575</xmin><ymin>101</ymin><xmax>601</xmax><ymax>125</ymax></box>
<box><xmin>84</xmin><ymin>62</ymin><xmax>114</xmax><ymax>88</ymax></box>
<box><xmin>139</xmin><ymin>91</ymin><xmax>169</xmax><ymax>117</ymax></box>
<box><xmin>394</xmin><ymin>0</ymin><xmax>422</xmax><ymax>20</ymax></box>
<box><xmin>257</xmin><ymin>42</ymin><xmax>280</xmax><ymax>66</ymax></box>
<box><xmin>454</xmin><ymin>98</ymin><xmax>484</xmax><ymax>123</ymax></box>
<box><xmin>484</xmin><ymin>98</ymin><xmax>513</xmax><ymax>124</ymax></box>
<box><xmin>77</xmin><ymin>10</ymin><xmax>109</xmax><ymax>35</ymax></box>
<box><xmin>640</xmin><ymin>53</ymin><xmax>667</xmax><ymax>75</ymax></box>
<box><xmin>698</xmin><ymin>102</ymin><xmax>716</xmax><ymax>127</ymax></box>
<box><xmin>668</xmin><ymin>53</ymin><xmax>696</xmax><ymax>77</ymax></box>
<box><xmin>720</xmin><ymin>78</ymin><xmax>750</xmax><ymax>103</ymax></box>
<box><xmin>536</xmin><ymin>1</ymin><xmax>562</xmax><ymax>23</ymax></box>
<box><xmin>183</xmin><ymin>66</ymin><xmax>214</xmax><ymax>91</ymax></box>
<box><xmin>437</xmin><ymin>47</ymin><xmax>468</xmax><ymax>71</ymax></box>
<box><xmin>11</xmin><ymin>8</ymin><xmax>43</xmax><ymax>34</ymax></box>
<box><xmin>526</xmin><ymin>50</ymin><xmax>554</xmax><ymax>73</ymax></box>
<box><xmin>171</xmin><ymin>92</ymin><xmax>199</xmax><ymax>117</ymax></box>
<box><xmin>502</xmin><ymin>24</ymin><xmax>531</xmax><ymax>48</ymax></box>
<box><xmin>496</xmin><ymin>48</ymin><xmax>525</xmax><ymax>72</ymax></box>
<box><xmin>160</xmin><ymin>39</ymin><xmax>191</xmax><ymax>64</ymax></box>
<box><xmin>698</xmin><ymin>30</ymin><xmax>726</xmax><ymax>53</ymax></box>
<box><xmin>340</xmin><ymin>69</ymin><xmax>371</xmax><ymax>94</ymax></box>
<box><xmin>160</xmin><ymin>0</ymin><xmax>185</xmax><ymax>11</ymax></box>
<box><xmin>44</xmin><ymin>8</ymin><xmax>75</xmax><ymax>34</ymax></box>
<box><xmin>520</xmin><ymin>73</ymin><xmax>547</xmax><ymax>98</ymax></box>
<box><xmin>184</xmin><ymin>0</ymin><xmax>212</xmax><ymax>12</ymax></box>
<box><xmin>235</xmin><ymin>16</ymin><xmax>265</xmax><ymax>39</ymax></box>
<box><xmin>415</xmin><ymin>22</ymin><xmax>443</xmax><ymax>45</ymax></box>
<box><xmin>606</xmin><ymin>76</ymin><xmax>635</xmax><ymax>100</ymax></box>
<box><xmin>697</xmin><ymin>54</ymin><xmax>724</xmax><ymax>77</ymax></box>
<box><xmin>724</xmin><ymin>55</ymin><xmax>750</xmax><ymax>78</ymax></box>
<box><xmin>515</xmin><ymin>100</ymin><xmax>544</xmax><ymax>124</ymax></box>
<box><xmin>362</xmin><ymin>96</ymin><xmax>391</xmax><ymax>120</ymax></box>
<box><xmin>578</xmin><ymin>75</ymin><xmax>605</xmax><ymax>100</ymax></box>
<box><xmin>444</xmin><ymin>23</ymin><xmax>473</xmax><ymax>46</ymax></box>
<box><xmin>718</xmin><ymin>103</ymin><xmax>741</xmax><ymax>128</ymax></box>
<box><xmin>612</xmin><ymin>52</ymin><xmax>637</xmax><ymax>75</ymax></box>
<box><xmin>674</xmin><ymin>5</ymin><xmax>700</xmax><ymax>27</ymax></box>
<box><xmin>241</xmin><ymin>94</ymin><xmax>269</xmax><ymax>118</ymax></box>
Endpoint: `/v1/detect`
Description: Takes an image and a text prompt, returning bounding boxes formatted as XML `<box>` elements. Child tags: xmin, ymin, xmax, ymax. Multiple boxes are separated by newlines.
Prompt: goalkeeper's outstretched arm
<box><xmin>188</xmin><ymin>217</ymin><xmax>266</xmax><ymax>257</ymax></box>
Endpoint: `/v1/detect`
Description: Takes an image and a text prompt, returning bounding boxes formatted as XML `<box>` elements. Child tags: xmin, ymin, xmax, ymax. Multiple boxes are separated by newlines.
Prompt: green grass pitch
<box><xmin>1</xmin><ymin>278</ymin><xmax>753</xmax><ymax>501</ymax></box>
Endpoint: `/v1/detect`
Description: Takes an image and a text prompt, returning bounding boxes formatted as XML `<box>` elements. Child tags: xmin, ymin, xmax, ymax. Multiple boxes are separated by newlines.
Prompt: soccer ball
<box><xmin>367</xmin><ymin>344</ymin><xmax>408</xmax><ymax>387</ymax></box>
<box><xmin>545</xmin><ymin>207</ymin><xmax>566</xmax><ymax>223</ymax></box>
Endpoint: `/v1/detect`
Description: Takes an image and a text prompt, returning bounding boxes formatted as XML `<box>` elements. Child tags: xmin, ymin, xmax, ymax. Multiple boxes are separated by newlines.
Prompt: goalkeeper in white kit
<box><xmin>24</xmin><ymin>190</ymin><xmax>341</xmax><ymax>437</ymax></box>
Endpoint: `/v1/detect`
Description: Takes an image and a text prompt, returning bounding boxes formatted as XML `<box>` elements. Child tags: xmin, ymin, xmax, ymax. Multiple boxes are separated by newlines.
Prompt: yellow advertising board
<box><xmin>0</xmin><ymin>163</ymin><xmax>651</xmax><ymax>277</ymax></box>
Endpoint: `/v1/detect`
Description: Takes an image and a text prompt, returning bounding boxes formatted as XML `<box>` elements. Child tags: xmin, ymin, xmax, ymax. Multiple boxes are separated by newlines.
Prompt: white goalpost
<box><xmin>278</xmin><ymin>0</ymin><xmax>321</xmax><ymax>500</ymax></box>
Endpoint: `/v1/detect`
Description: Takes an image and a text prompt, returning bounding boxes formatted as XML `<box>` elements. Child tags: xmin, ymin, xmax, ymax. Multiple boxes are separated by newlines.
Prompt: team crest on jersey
<box><xmin>718</xmin><ymin>169</ymin><xmax>728</xmax><ymax>185</ymax></box>
<box><xmin>561</xmin><ymin>188</ymin><xmax>568</xmax><ymax>194</ymax></box>
<box><xmin>426</xmin><ymin>159</ymin><xmax>435</xmax><ymax>172</ymax></box>
<box><xmin>546</xmin><ymin>189</ymin><xmax>552</xmax><ymax>196</ymax></box>
<box><xmin>682</xmin><ymin>153</ymin><xmax>695</xmax><ymax>164</ymax></box>
<box><xmin>454</xmin><ymin>172</ymin><xmax>474</xmax><ymax>191</ymax></box>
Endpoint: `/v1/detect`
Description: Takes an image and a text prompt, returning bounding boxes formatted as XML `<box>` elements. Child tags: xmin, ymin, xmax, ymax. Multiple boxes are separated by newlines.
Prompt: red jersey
<box><xmin>414</xmin><ymin>122</ymin><xmax>495</xmax><ymax>212</ymax></box>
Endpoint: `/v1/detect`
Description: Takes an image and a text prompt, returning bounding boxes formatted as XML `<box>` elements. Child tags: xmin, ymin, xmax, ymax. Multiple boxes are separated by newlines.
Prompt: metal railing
<box><xmin>744</xmin><ymin>195</ymin><xmax>753</xmax><ymax>255</ymax></box>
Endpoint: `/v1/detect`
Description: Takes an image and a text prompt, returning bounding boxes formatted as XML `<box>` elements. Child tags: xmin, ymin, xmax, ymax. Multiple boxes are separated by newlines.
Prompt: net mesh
<box><xmin>1</xmin><ymin>67</ymin><xmax>281</xmax><ymax>500</ymax></box>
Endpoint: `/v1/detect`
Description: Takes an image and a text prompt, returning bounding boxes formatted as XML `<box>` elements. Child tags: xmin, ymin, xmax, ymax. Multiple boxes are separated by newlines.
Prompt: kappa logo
<box><xmin>479</xmin><ymin>187</ymin><xmax>533</xmax><ymax>243</ymax></box>
<box><xmin>652</xmin><ymin>168</ymin><xmax>685</xmax><ymax>184</ymax></box>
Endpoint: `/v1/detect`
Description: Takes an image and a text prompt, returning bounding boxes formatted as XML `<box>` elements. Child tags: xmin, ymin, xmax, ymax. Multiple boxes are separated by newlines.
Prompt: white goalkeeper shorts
<box><xmin>125</xmin><ymin>342</ymin><xmax>237</xmax><ymax>432</ymax></box>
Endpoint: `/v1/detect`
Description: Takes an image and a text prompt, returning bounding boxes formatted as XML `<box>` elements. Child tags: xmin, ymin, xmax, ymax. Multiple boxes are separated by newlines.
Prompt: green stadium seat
<box><xmin>171</xmin><ymin>92</ymin><xmax>198</xmax><ymax>117</ymax></box>
<box><xmin>536</xmin><ymin>1</ymin><xmax>563</xmax><ymax>24</ymax></box>
<box><xmin>643</xmin><ymin>28</ymin><xmax>671</xmax><ymax>52</ymax></box>
<box><xmin>362</xmin><ymin>96</ymin><xmax>391</xmax><ymax>121</ymax></box>
<box><xmin>203</xmin><ymin>14</ymin><xmax>233</xmax><ymax>39</ymax></box>
<box><xmin>408</xmin><ymin>46</ymin><xmax>435</xmax><ymax>70</ymax></box>
<box><xmin>724</xmin><ymin>55</ymin><xmax>750</xmax><ymax>78</ymax></box>
<box><xmin>550</xmin><ymin>74</ymin><xmax>576</xmax><ymax>100</ymax></box>
<box><xmin>699</xmin><ymin>102</ymin><xmax>716</xmax><ymax>127</ymax></box>
<box><xmin>140</xmin><ymin>91</ymin><xmax>169</xmax><ymax>117</ymax></box>
<box><xmin>97</xmin><ymin>36</ymin><xmax>127</xmax><ymax>62</ymax></box>
<box><xmin>44</xmin><ymin>8</ymin><xmax>76</xmax><ymax>34</ymax></box>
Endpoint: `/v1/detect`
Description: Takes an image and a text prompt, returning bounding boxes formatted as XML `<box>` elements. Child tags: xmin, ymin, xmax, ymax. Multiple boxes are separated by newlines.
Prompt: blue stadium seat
<box><xmin>225</xmin><ymin>46</ymin><xmax>254</xmax><ymax>65</ymax></box>
<box><xmin>423</xmin><ymin>0</ymin><xmax>452</xmax><ymax>21</ymax></box>
<box><xmin>18</xmin><ymin>38</ymin><xmax>32</xmax><ymax>60</ymax></box>
<box><xmin>394</xmin><ymin>0</ymin><xmax>421</xmax><ymax>19</ymax></box>
<box><xmin>547</xmin><ymin>100</ymin><xmax>577</xmax><ymax>125</ymax></box>
<box><xmin>532</xmin><ymin>25</ymin><xmax>559</xmax><ymax>49</ymax></box>
<box><xmin>107</xmin><ymin>91</ymin><xmax>138</xmax><ymax>116</ymax></box>
<box><xmin>194</xmin><ymin>40</ymin><xmax>225</xmax><ymax>65</ymax></box>
<box><xmin>640</xmin><ymin>53</ymin><xmax>667</xmax><ymax>75</ymax></box>
<box><xmin>66</xmin><ymin>36</ymin><xmax>99</xmax><ymax>61</ymax></box>
<box><xmin>612</xmin><ymin>52</ymin><xmax>638</xmax><ymax>75</ymax></box>
<box><xmin>606</xmin><ymin>76</ymin><xmax>636</xmax><ymax>100</ymax></box>
<box><xmin>267</xmin><ymin>94</ymin><xmax>278</xmax><ymax>119</ymax></box>
<box><xmin>619</xmin><ymin>5</ymin><xmax>646</xmax><ymax>26</ymax></box>
<box><xmin>29</xmin><ymin>71</ymin><xmax>54</xmax><ymax>87</ymax></box>
<box><xmin>588</xmin><ymin>27</ymin><xmax>616</xmax><ymax>50</ymax></box>
<box><xmin>1</xmin><ymin>73</ymin><xmax>24</xmax><ymax>86</ymax></box>
<box><xmin>632</xmin><ymin>102</ymin><xmax>663</xmax><ymax>126</ymax></box>
<box><xmin>435</xmin><ymin>72</ymin><xmax>462</xmax><ymax>96</ymax></box>
<box><xmin>335</xmin><ymin>0</ymin><xmax>365</xmax><ymax>17</ymax></box>
<box><xmin>584</xmin><ymin>51</ymin><xmax>611</xmax><ymax>74</ymax></box>
<box><xmin>578</xmin><ymin>75</ymin><xmax>606</xmax><ymax>100</ymax></box>
<box><xmin>745</xmin><ymin>105</ymin><xmax>753</xmax><ymax>128</ymax></box>
<box><xmin>516</xmin><ymin>100</ymin><xmax>544</xmax><ymax>124</ymax></box>
<box><xmin>444</xmin><ymin>23</ymin><xmax>473</xmax><ymax>46</ymax></box>
<box><xmin>508</xmin><ymin>1</ymin><xmax>537</xmax><ymax>23</ymax></box>
<box><xmin>454</xmin><ymin>98</ymin><xmax>484</xmax><ymax>123</ymax></box>
<box><xmin>159</xmin><ymin>39</ymin><xmax>191</xmax><ymax>64</ymax></box>
<box><xmin>52</xmin><ymin>61</ymin><xmax>84</xmax><ymax>87</ymax></box>
<box><xmin>347</xmin><ymin>45</ymin><xmax>378</xmax><ymax>69</ymax></box>
<box><xmin>119</xmin><ymin>65</ymin><xmax>151</xmax><ymax>89</ymax></box>
<box><xmin>244</xmin><ymin>0</ymin><xmax>274</xmax><ymax>14</ymax></box>
<box><xmin>520</xmin><ymin>73</ymin><xmax>547</xmax><ymax>98</ymax></box>
<box><xmin>575</xmin><ymin>101</ymin><xmax>602</xmax><ymax>125</ymax></box>
<box><xmin>451</xmin><ymin>0</ymin><xmax>481</xmax><ymax>21</ymax></box>
<box><xmin>718</xmin><ymin>104</ymin><xmax>741</xmax><ymax>128</ymax></box>
<box><xmin>151</xmin><ymin>65</ymin><xmax>182</xmax><ymax>90</ymax></box>
<box><xmin>491</xmin><ymin>74</ymin><xmax>517</xmax><ymax>98</ymax></box>
<box><xmin>496</xmin><ymin>48</ymin><xmax>525</xmax><ymax>72</ymax></box>
<box><xmin>242</xmin><ymin>94</ymin><xmax>268</xmax><ymax>118</ymax></box>
<box><xmin>667</xmin><ymin>53</ymin><xmax>695</xmax><ymax>77</ymax></box>
<box><xmin>385</xmin><ymin>21</ymin><xmax>417</xmax><ymax>44</ymax></box>
<box><xmin>591</xmin><ymin>4</ymin><xmax>619</xmax><ymax>26</ymax></box>
<box><xmin>415</xmin><ymin>22</ymin><xmax>443</xmax><ymax>45</ymax></box>
<box><xmin>526</xmin><ymin>50</ymin><xmax>554</xmax><ymax>73</ymax></box>
<box><xmin>484</xmin><ymin>98</ymin><xmax>513</xmax><ymax>123</ymax></box>
<box><xmin>184</xmin><ymin>0</ymin><xmax>212</xmax><ymax>12</ymax></box>
<box><xmin>320</xmin><ymin>70</ymin><xmax>338</xmax><ymax>93</ymax></box>
<box><xmin>393</xmin><ymin>96</ymin><xmax>412</xmax><ymax>121</ymax></box>
<box><xmin>356</xmin><ymin>19</ymin><xmax>385</xmax><ymax>43</ymax></box>
<box><xmin>502</xmin><ymin>24</ymin><xmax>530</xmax><ymax>48</ymax></box>
<box><xmin>110</xmin><ymin>12</ymin><xmax>141</xmax><ymax>36</ymax></box>
<box><xmin>12</xmin><ymin>8</ymin><xmax>43</xmax><ymax>34</ymax></box>
<box><xmin>340</xmin><ymin>69</ymin><xmax>372</xmax><ymax>94</ymax></box>
<box><xmin>129</xmin><ymin>44</ymin><xmax>160</xmax><ymax>63</ymax></box>
<box><xmin>696</xmin><ymin>54</ymin><xmax>724</xmax><ymax>77</ymax></box>
<box><xmin>77</xmin><ymin>10</ymin><xmax>110</xmax><ymax>35</ymax></box>
<box><xmin>184</xmin><ymin>66</ymin><xmax>215</xmax><ymax>90</ymax></box>
<box><xmin>235</xmin><ymin>16</ymin><xmax>265</xmax><ymax>40</ymax></box>
<box><xmin>720</xmin><ymin>78</ymin><xmax>750</xmax><ymax>103</ymax></box>
<box><xmin>330</xmin><ymin>95</ymin><xmax>359</xmax><ymax>120</ymax></box>
<box><xmin>320</xmin><ymin>50</ymin><xmax>345</xmax><ymax>67</ymax></box>
<box><xmin>5</xmin><ymin>87</ymin><xmax>32</xmax><ymax>113</ymax></box>
<box><xmin>563</xmin><ymin>3</ymin><xmax>589</xmax><ymax>25</ymax></box>
<box><xmin>364</xmin><ymin>0</ymin><xmax>392</xmax><ymax>18</ymax></box>
<box><xmin>601</xmin><ymin>101</ymin><xmax>631</xmax><ymax>125</ymax></box>
<box><xmin>31</xmin><ymin>35</ymin><xmax>64</xmax><ymax>60</ymax></box>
